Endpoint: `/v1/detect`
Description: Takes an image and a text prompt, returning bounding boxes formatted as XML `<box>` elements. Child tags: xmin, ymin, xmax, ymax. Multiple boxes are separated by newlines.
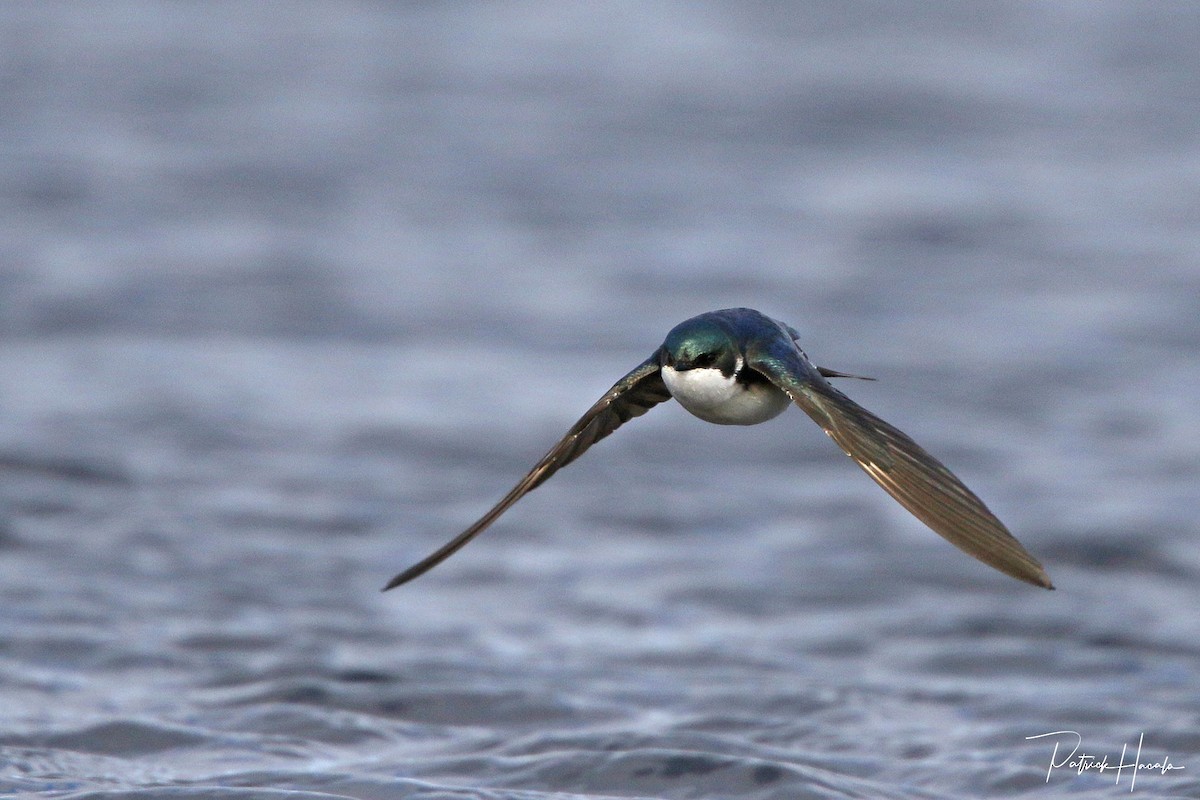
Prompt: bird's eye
<box><xmin>693</xmin><ymin>352</ymin><xmax>717</xmax><ymax>367</ymax></box>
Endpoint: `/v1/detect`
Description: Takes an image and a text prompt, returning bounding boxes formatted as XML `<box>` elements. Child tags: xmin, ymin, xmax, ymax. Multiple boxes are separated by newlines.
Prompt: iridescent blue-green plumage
<box><xmin>384</xmin><ymin>308</ymin><xmax>1052</xmax><ymax>591</ymax></box>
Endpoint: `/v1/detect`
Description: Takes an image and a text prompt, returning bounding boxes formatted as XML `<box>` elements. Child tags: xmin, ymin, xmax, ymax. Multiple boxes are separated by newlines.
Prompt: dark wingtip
<box><xmin>984</xmin><ymin>549</ymin><xmax>1055</xmax><ymax>590</ymax></box>
<box><xmin>380</xmin><ymin>567</ymin><xmax>420</xmax><ymax>592</ymax></box>
<box><xmin>1016</xmin><ymin>564</ymin><xmax>1055</xmax><ymax>591</ymax></box>
<box><xmin>381</xmin><ymin>572</ymin><xmax>414</xmax><ymax>592</ymax></box>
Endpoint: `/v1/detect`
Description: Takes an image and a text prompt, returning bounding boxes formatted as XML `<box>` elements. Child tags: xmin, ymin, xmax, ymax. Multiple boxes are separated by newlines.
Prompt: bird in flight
<box><xmin>384</xmin><ymin>308</ymin><xmax>1052</xmax><ymax>591</ymax></box>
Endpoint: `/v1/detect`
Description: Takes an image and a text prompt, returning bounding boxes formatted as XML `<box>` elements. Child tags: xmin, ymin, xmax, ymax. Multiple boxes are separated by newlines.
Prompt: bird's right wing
<box><xmin>383</xmin><ymin>353</ymin><xmax>671</xmax><ymax>590</ymax></box>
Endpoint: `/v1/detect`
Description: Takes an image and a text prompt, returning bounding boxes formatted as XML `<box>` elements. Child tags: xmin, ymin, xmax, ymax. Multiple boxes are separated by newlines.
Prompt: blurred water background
<box><xmin>2</xmin><ymin>2</ymin><xmax>1199</xmax><ymax>798</ymax></box>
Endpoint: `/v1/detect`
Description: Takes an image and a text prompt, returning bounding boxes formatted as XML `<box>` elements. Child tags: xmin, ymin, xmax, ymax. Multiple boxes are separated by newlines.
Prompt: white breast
<box><xmin>661</xmin><ymin>363</ymin><xmax>790</xmax><ymax>426</ymax></box>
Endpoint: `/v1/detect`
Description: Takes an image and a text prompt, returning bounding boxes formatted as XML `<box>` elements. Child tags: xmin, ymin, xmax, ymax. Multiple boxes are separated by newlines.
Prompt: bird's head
<box><xmin>661</xmin><ymin>316</ymin><xmax>739</xmax><ymax>375</ymax></box>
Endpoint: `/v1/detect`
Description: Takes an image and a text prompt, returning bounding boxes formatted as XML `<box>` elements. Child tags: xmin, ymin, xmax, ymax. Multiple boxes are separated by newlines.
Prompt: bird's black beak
<box><xmin>668</xmin><ymin>357</ymin><xmax>693</xmax><ymax>371</ymax></box>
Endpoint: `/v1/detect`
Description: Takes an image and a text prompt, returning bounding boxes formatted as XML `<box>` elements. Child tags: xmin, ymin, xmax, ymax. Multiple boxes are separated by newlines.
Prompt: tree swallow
<box><xmin>384</xmin><ymin>308</ymin><xmax>1053</xmax><ymax>591</ymax></box>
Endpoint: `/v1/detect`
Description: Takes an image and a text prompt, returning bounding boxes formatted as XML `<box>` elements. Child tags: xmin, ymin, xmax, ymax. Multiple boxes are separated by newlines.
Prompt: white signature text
<box><xmin>1026</xmin><ymin>730</ymin><xmax>1185</xmax><ymax>792</ymax></box>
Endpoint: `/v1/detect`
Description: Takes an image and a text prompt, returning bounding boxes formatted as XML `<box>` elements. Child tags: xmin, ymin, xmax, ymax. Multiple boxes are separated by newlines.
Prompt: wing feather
<box><xmin>383</xmin><ymin>354</ymin><xmax>669</xmax><ymax>590</ymax></box>
<box><xmin>750</xmin><ymin>343</ymin><xmax>1053</xmax><ymax>589</ymax></box>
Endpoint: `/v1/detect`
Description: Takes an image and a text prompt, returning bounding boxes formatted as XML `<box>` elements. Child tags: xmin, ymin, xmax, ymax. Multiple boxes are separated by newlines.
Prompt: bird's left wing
<box><xmin>747</xmin><ymin>337</ymin><xmax>1053</xmax><ymax>589</ymax></box>
<box><xmin>383</xmin><ymin>353</ymin><xmax>670</xmax><ymax>590</ymax></box>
